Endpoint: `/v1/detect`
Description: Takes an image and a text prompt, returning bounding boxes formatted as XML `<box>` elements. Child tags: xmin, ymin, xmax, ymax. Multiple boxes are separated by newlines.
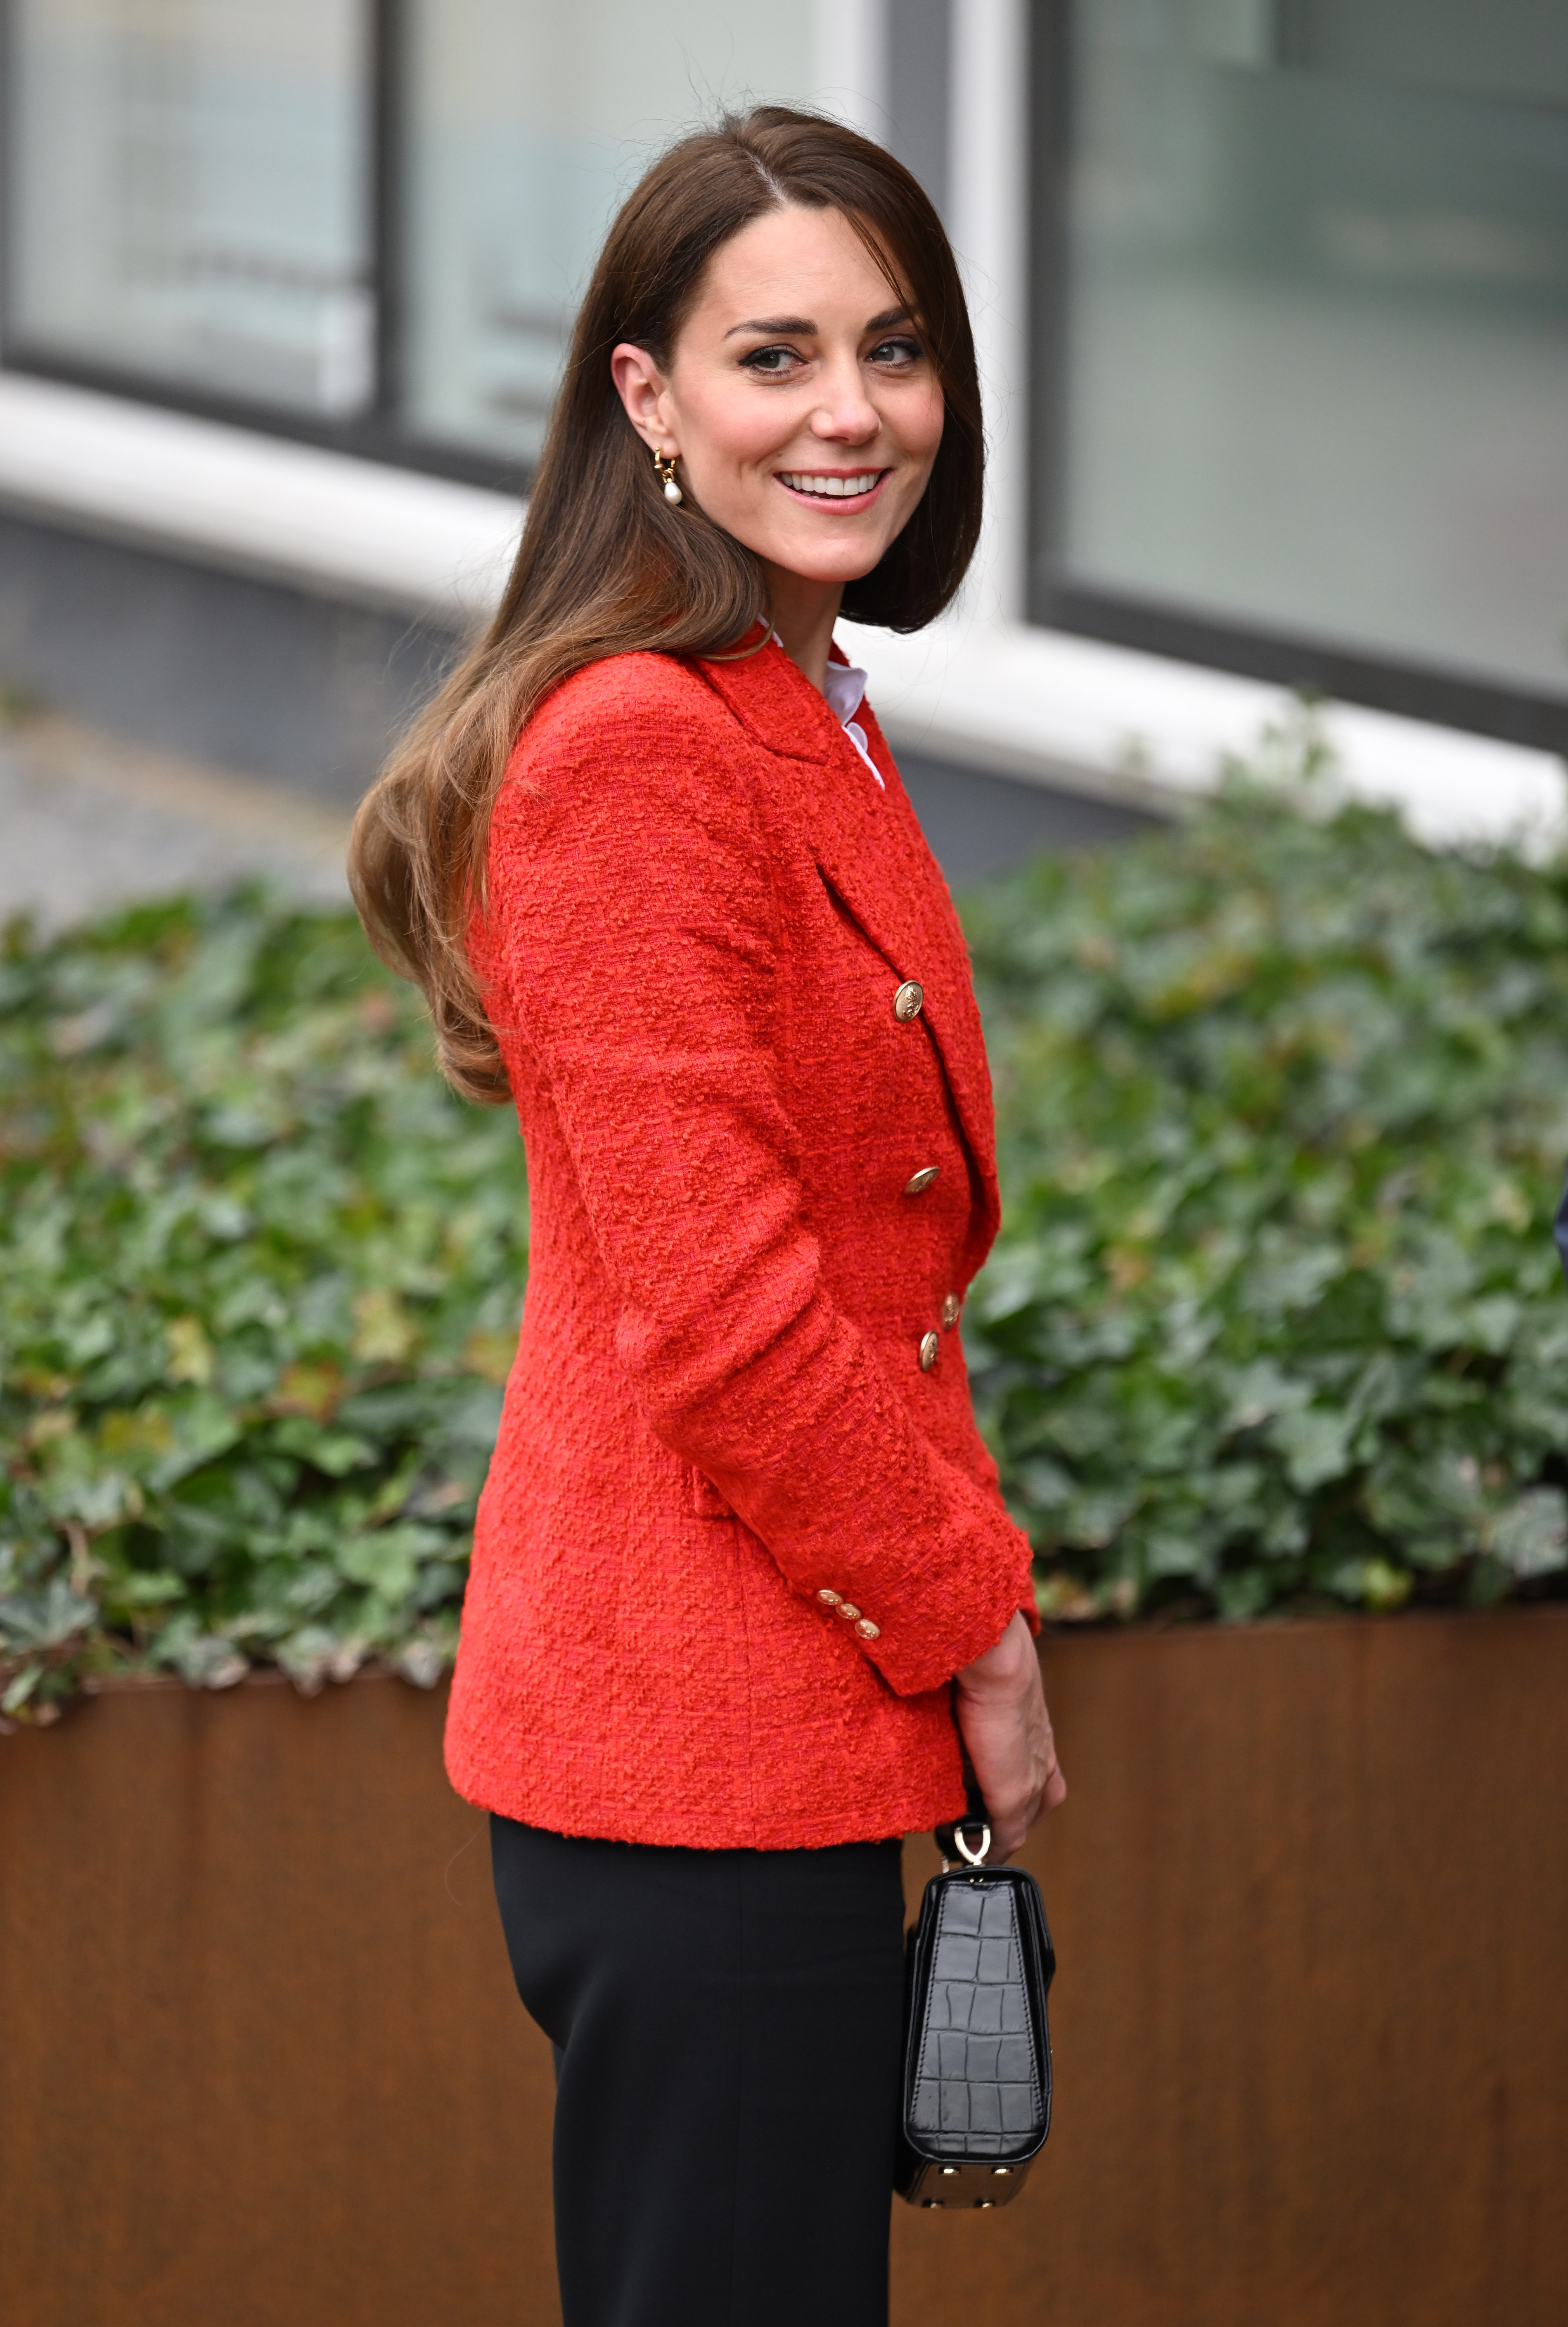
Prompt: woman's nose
<box><xmin>808</xmin><ymin>359</ymin><xmax>880</xmax><ymax>444</ymax></box>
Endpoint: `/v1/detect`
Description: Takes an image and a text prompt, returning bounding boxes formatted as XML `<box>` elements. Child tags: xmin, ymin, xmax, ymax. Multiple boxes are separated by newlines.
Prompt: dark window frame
<box><xmin>1026</xmin><ymin>0</ymin><xmax>1568</xmax><ymax>756</ymax></box>
<box><xmin>0</xmin><ymin>0</ymin><xmax>527</xmax><ymax>493</ymax></box>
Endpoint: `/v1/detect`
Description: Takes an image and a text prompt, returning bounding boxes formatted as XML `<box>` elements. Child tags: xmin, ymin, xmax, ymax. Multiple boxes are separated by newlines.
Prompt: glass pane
<box><xmin>1055</xmin><ymin>0</ymin><xmax>1568</xmax><ymax>698</ymax></box>
<box><xmin>8</xmin><ymin>0</ymin><xmax>374</xmax><ymax>417</ymax></box>
<box><xmin>402</xmin><ymin>1</ymin><xmax>819</xmax><ymax>463</ymax></box>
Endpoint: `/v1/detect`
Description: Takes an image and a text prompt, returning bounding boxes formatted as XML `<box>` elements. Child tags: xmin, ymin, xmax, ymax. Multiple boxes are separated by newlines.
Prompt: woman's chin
<box><xmin>756</xmin><ymin>535</ymin><xmax>897</xmax><ymax>587</ymax></box>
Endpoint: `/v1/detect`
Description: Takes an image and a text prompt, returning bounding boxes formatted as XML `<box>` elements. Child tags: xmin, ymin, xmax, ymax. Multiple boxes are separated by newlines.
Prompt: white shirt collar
<box><xmin>820</xmin><ymin>652</ymin><xmax>868</xmax><ymax>730</ymax></box>
<box><xmin>820</xmin><ymin>650</ymin><xmax>883</xmax><ymax>789</ymax></box>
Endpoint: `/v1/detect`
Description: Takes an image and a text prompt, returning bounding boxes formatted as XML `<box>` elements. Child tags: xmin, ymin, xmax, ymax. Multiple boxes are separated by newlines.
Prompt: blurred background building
<box><xmin>2</xmin><ymin>0</ymin><xmax>1567</xmax><ymax>886</ymax></box>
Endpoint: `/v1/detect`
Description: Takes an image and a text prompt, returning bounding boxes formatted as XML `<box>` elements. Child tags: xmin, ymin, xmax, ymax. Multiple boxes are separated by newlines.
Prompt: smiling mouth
<box><xmin>775</xmin><ymin>469</ymin><xmax>889</xmax><ymax>502</ymax></box>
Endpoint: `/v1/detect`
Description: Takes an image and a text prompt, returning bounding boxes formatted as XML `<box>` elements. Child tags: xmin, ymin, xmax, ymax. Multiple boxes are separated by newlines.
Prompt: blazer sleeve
<box><xmin>480</xmin><ymin>667</ymin><xmax>1034</xmax><ymax>1696</ymax></box>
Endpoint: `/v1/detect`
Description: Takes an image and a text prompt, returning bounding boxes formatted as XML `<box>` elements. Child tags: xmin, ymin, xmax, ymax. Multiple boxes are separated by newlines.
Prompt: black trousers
<box><xmin>490</xmin><ymin>1818</ymin><xmax>907</xmax><ymax>2327</ymax></box>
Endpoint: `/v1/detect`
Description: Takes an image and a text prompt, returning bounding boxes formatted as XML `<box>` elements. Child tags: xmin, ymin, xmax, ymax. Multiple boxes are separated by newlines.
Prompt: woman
<box><xmin>351</xmin><ymin>107</ymin><xmax>1065</xmax><ymax>2327</ymax></box>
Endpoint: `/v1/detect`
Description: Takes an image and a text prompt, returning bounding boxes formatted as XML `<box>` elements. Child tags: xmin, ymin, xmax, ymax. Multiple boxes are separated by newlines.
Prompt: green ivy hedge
<box><xmin>966</xmin><ymin>770</ymin><xmax>1568</xmax><ymax>1623</ymax></box>
<box><xmin>0</xmin><ymin>893</ymin><xmax>526</xmax><ymax>1723</ymax></box>
<box><xmin>3</xmin><ymin>767</ymin><xmax>1567</xmax><ymax>1723</ymax></box>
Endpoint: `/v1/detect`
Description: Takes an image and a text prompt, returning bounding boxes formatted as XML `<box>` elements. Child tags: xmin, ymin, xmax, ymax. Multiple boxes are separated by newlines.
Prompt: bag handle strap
<box><xmin>949</xmin><ymin>1820</ymin><xmax>992</xmax><ymax>1870</ymax></box>
<box><xmin>935</xmin><ymin>1708</ymin><xmax>993</xmax><ymax>1868</ymax></box>
<box><xmin>934</xmin><ymin>1804</ymin><xmax>992</xmax><ymax>1871</ymax></box>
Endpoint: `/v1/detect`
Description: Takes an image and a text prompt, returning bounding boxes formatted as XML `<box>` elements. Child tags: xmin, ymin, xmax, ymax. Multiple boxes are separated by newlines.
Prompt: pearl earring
<box><xmin>652</xmin><ymin>448</ymin><xmax>683</xmax><ymax>506</ymax></box>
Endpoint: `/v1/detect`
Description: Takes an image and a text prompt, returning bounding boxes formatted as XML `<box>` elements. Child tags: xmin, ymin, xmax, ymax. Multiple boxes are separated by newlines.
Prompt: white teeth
<box><xmin>779</xmin><ymin>471</ymin><xmax>880</xmax><ymax>498</ymax></box>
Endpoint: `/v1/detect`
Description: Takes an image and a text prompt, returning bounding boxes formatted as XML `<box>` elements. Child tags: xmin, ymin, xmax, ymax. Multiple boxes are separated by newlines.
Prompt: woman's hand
<box><xmin>955</xmin><ymin>1611</ymin><xmax>1067</xmax><ymax>1861</ymax></box>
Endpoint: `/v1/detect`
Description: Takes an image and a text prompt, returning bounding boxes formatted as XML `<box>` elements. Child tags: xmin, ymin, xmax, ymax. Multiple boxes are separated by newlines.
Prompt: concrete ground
<box><xmin>0</xmin><ymin>709</ymin><xmax>351</xmax><ymax>932</ymax></box>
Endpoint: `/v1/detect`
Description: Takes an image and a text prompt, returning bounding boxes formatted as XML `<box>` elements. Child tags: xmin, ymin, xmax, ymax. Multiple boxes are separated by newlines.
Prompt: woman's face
<box><xmin>611</xmin><ymin>204</ymin><xmax>945</xmax><ymax>587</ymax></box>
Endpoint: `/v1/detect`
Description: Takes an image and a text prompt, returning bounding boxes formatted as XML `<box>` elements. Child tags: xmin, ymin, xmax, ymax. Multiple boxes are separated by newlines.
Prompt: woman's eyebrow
<box><xmin>722</xmin><ymin>306</ymin><xmax>914</xmax><ymax>341</ymax></box>
<box><xmin>725</xmin><ymin>315</ymin><xmax>815</xmax><ymax>338</ymax></box>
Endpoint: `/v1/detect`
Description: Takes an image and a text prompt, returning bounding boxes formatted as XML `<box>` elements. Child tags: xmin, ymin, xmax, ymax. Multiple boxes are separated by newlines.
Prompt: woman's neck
<box><xmin>760</xmin><ymin>566</ymin><xmax>846</xmax><ymax>694</ymax></box>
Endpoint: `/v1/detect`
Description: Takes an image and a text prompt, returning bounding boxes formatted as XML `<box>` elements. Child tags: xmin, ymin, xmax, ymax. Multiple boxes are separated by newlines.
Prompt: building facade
<box><xmin>2</xmin><ymin>1</ymin><xmax>1566</xmax><ymax>874</ymax></box>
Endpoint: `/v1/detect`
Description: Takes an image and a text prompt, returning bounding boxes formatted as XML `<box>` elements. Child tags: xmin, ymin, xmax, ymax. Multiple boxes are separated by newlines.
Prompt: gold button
<box><xmin>817</xmin><ymin>1588</ymin><xmax>841</xmax><ymax>1607</ymax></box>
<box><xmin>904</xmin><ymin>1166</ymin><xmax>940</xmax><ymax>1197</ymax></box>
<box><xmin>941</xmin><ymin>1291</ymin><xmax>961</xmax><ymax>1330</ymax></box>
<box><xmin>855</xmin><ymin>1618</ymin><xmax>880</xmax><ymax>1640</ymax></box>
<box><xmin>893</xmin><ymin>980</ymin><xmax>924</xmax><ymax>1022</ymax></box>
<box><xmin>838</xmin><ymin>1602</ymin><xmax>861</xmax><ymax>1623</ymax></box>
<box><xmin>919</xmin><ymin>1331</ymin><xmax>940</xmax><ymax>1371</ymax></box>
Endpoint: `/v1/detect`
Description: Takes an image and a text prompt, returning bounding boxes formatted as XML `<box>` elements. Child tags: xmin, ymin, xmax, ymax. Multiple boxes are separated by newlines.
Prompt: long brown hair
<box><xmin>349</xmin><ymin>107</ymin><xmax>984</xmax><ymax>1102</ymax></box>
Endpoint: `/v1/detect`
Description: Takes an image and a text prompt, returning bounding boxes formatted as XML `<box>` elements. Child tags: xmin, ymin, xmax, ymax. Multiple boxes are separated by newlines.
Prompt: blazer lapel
<box><xmin>696</xmin><ymin>640</ymin><xmax>1000</xmax><ymax>1261</ymax></box>
<box><xmin>822</xmin><ymin>706</ymin><xmax>1001</xmax><ymax>1261</ymax></box>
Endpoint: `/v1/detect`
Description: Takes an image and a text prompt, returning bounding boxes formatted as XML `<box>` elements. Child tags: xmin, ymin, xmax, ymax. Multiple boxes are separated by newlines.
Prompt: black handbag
<box><xmin>895</xmin><ymin>1815</ymin><xmax>1056</xmax><ymax>2209</ymax></box>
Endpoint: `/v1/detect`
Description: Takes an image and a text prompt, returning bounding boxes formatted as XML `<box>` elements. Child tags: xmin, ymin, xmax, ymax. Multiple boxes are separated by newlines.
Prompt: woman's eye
<box><xmin>741</xmin><ymin>345</ymin><xmax>802</xmax><ymax>375</ymax></box>
<box><xmin>868</xmin><ymin>336</ymin><xmax>923</xmax><ymax>367</ymax></box>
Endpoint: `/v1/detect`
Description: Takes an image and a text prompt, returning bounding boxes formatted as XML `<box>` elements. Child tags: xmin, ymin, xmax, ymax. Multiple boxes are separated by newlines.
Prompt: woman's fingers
<box><xmin>1037</xmin><ymin>1699</ymin><xmax>1067</xmax><ymax>1812</ymax></box>
<box><xmin>954</xmin><ymin>1627</ymin><xmax>1067</xmax><ymax>1863</ymax></box>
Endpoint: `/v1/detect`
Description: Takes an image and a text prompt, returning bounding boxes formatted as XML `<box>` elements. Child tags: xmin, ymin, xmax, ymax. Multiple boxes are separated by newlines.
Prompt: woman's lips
<box><xmin>774</xmin><ymin>468</ymin><xmax>890</xmax><ymax>510</ymax></box>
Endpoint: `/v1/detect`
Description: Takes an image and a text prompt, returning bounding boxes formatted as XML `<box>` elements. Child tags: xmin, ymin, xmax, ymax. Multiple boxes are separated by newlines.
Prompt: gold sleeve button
<box><xmin>893</xmin><ymin>980</ymin><xmax>924</xmax><ymax>1022</ymax></box>
<box><xmin>838</xmin><ymin>1602</ymin><xmax>862</xmax><ymax>1623</ymax></box>
<box><xmin>817</xmin><ymin>1588</ymin><xmax>841</xmax><ymax>1606</ymax></box>
<box><xmin>904</xmin><ymin>1166</ymin><xmax>940</xmax><ymax>1197</ymax></box>
<box><xmin>941</xmin><ymin>1291</ymin><xmax>962</xmax><ymax>1330</ymax></box>
<box><xmin>855</xmin><ymin>1618</ymin><xmax>880</xmax><ymax>1641</ymax></box>
<box><xmin>919</xmin><ymin>1330</ymin><xmax>940</xmax><ymax>1371</ymax></box>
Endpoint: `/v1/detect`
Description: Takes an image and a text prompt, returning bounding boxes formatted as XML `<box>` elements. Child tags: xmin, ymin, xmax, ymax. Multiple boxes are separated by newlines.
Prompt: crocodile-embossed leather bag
<box><xmin>895</xmin><ymin>1818</ymin><xmax>1056</xmax><ymax>2209</ymax></box>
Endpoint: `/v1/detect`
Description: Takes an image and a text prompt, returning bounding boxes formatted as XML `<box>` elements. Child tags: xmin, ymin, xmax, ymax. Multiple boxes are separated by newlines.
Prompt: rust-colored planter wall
<box><xmin>0</xmin><ymin>1671</ymin><xmax>559</xmax><ymax>2327</ymax></box>
<box><xmin>2</xmin><ymin>1611</ymin><xmax>1565</xmax><ymax>2327</ymax></box>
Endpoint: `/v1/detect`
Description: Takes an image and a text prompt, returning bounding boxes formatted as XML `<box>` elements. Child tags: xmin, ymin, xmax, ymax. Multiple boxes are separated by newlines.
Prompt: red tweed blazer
<box><xmin>444</xmin><ymin>634</ymin><xmax>1035</xmax><ymax>1848</ymax></box>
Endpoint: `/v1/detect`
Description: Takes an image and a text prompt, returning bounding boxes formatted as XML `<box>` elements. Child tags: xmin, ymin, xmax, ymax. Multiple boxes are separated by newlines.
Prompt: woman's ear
<box><xmin>610</xmin><ymin>344</ymin><xmax>673</xmax><ymax>450</ymax></box>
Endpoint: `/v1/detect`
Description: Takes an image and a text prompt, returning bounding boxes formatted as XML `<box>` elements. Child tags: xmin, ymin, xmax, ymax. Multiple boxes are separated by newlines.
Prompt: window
<box><xmin>1033</xmin><ymin>0</ymin><xmax>1568</xmax><ymax>743</ymax></box>
<box><xmin>8</xmin><ymin>0</ymin><xmax>375</xmax><ymax>417</ymax></box>
<box><xmin>400</xmin><ymin>1</ymin><xmax>816</xmax><ymax>463</ymax></box>
<box><xmin>2</xmin><ymin>0</ymin><xmax>821</xmax><ymax>474</ymax></box>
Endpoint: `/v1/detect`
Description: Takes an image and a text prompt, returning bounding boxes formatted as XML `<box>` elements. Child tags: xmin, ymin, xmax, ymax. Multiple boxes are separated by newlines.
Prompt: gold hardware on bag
<box><xmin>940</xmin><ymin>1818</ymin><xmax>992</xmax><ymax>1874</ymax></box>
<box><xmin>955</xmin><ymin>1822</ymin><xmax>991</xmax><ymax>1868</ymax></box>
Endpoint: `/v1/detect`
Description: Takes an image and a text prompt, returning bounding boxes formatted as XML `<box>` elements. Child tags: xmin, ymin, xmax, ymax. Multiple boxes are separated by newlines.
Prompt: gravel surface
<box><xmin>0</xmin><ymin>713</ymin><xmax>352</xmax><ymax>931</ymax></box>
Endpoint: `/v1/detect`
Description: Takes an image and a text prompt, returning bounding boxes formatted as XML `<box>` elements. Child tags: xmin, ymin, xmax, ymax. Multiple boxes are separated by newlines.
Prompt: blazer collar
<box><xmin>692</xmin><ymin>631</ymin><xmax>835</xmax><ymax>763</ymax></box>
<box><xmin>694</xmin><ymin>637</ymin><xmax>1000</xmax><ymax>1257</ymax></box>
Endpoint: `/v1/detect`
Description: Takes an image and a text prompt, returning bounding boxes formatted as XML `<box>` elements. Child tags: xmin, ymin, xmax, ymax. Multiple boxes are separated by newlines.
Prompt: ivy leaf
<box><xmin>1490</xmin><ymin>1490</ymin><xmax>1568</xmax><ymax>1579</ymax></box>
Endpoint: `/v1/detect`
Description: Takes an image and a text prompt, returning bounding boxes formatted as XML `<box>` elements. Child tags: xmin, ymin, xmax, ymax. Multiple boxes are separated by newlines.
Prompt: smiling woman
<box><xmin>348</xmin><ymin>108</ymin><xmax>1059</xmax><ymax>2327</ymax></box>
<box><xmin>610</xmin><ymin>204</ymin><xmax>949</xmax><ymax>690</ymax></box>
